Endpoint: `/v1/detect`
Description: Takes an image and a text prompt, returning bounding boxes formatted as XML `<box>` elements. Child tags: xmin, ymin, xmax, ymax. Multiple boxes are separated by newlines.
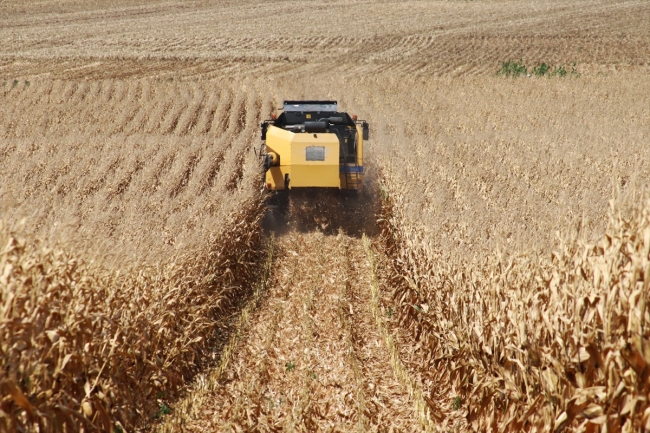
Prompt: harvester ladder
<box><xmin>339</xmin><ymin>128</ymin><xmax>360</xmax><ymax>190</ymax></box>
<box><xmin>345</xmin><ymin>133</ymin><xmax>360</xmax><ymax>190</ymax></box>
<box><xmin>349</xmin><ymin>161</ymin><xmax>360</xmax><ymax>189</ymax></box>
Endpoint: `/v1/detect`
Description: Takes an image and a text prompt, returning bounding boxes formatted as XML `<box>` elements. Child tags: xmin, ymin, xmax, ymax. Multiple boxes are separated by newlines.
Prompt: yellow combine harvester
<box><xmin>260</xmin><ymin>101</ymin><xmax>369</xmax><ymax>192</ymax></box>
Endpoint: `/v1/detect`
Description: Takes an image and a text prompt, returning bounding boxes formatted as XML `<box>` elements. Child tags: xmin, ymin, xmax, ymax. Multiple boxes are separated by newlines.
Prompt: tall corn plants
<box><xmin>0</xmin><ymin>198</ymin><xmax>265</xmax><ymax>432</ymax></box>
<box><xmin>379</xmin><ymin>182</ymin><xmax>650</xmax><ymax>432</ymax></box>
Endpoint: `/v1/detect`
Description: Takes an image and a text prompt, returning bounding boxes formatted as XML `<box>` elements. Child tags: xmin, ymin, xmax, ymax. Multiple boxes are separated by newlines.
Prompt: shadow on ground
<box><xmin>261</xmin><ymin>185</ymin><xmax>379</xmax><ymax>238</ymax></box>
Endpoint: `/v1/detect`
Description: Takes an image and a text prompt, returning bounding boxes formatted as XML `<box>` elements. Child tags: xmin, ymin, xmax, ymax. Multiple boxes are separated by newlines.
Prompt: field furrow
<box><xmin>165</xmin><ymin>232</ymin><xmax>419</xmax><ymax>432</ymax></box>
<box><xmin>175</xmin><ymin>86</ymin><xmax>205</xmax><ymax>135</ymax></box>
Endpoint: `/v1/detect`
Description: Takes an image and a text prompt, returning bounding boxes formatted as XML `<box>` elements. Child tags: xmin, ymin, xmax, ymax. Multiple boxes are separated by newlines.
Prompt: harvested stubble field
<box><xmin>1</xmin><ymin>0</ymin><xmax>650</xmax><ymax>432</ymax></box>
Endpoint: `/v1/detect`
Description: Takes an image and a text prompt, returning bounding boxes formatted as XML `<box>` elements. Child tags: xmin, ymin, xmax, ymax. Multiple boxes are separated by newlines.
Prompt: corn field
<box><xmin>2</xmin><ymin>0</ymin><xmax>650</xmax><ymax>431</ymax></box>
<box><xmin>0</xmin><ymin>205</ymin><xmax>263</xmax><ymax>431</ymax></box>
<box><xmin>378</xmin><ymin>186</ymin><xmax>650</xmax><ymax>432</ymax></box>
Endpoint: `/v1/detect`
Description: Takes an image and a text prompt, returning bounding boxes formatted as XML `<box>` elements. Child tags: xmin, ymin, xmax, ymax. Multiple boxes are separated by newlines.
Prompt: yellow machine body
<box><xmin>265</xmin><ymin>124</ymin><xmax>364</xmax><ymax>190</ymax></box>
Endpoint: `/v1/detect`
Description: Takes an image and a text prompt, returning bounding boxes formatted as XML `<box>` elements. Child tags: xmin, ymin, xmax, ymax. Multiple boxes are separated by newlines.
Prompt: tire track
<box><xmin>336</xmin><ymin>238</ymin><xmax>369</xmax><ymax>432</ymax></box>
<box><xmin>185</xmin><ymin>85</ymin><xmax>254</xmax><ymax>197</ymax></box>
<box><xmin>1</xmin><ymin>80</ymin><xmax>52</xmax><ymax>137</ymax></box>
<box><xmin>223</xmin><ymin>84</ymin><xmax>264</xmax><ymax>192</ymax></box>
<box><xmin>139</xmin><ymin>140</ymin><xmax>178</xmax><ymax>196</ymax></box>
<box><xmin>210</xmin><ymin>85</ymin><xmax>235</xmax><ymax>136</ymax></box>
<box><xmin>220</xmin><ymin>88</ymin><xmax>244</xmax><ymax>137</ymax></box>
<box><xmin>78</xmin><ymin>79</ymin><xmax>118</xmax><ymax>136</ymax></box>
<box><xmin>168</xmin><ymin>146</ymin><xmax>202</xmax><ymax>199</ymax></box>
<box><xmin>178</xmin><ymin>84</ymin><xmax>242</xmax><ymax>198</ymax></box>
<box><xmin>143</xmin><ymin>82</ymin><xmax>175</xmax><ymax>134</ymax></box>
<box><xmin>363</xmin><ymin>236</ymin><xmax>439</xmax><ymax>432</ymax></box>
<box><xmin>0</xmin><ymin>80</ymin><xmax>40</xmax><ymax>137</ymax></box>
<box><xmin>342</xmin><ymin>236</ymin><xmax>426</xmax><ymax>432</ymax></box>
<box><xmin>48</xmin><ymin>80</ymin><xmax>91</xmax><ymax>135</ymax></box>
<box><xmin>77</xmin><ymin>80</ymin><xmax>103</xmax><ymax>135</ymax></box>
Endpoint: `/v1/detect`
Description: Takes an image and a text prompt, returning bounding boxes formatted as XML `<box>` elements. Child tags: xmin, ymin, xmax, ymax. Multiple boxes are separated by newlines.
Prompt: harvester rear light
<box><xmin>266</xmin><ymin>182</ymin><xmax>272</xmax><ymax>189</ymax></box>
<box><xmin>271</xmin><ymin>113</ymin><xmax>277</xmax><ymax>120</ymax></box>
<box><xmin>352</xmin><ymin>114</ymin><xmax>358</xmax><ymax>121</ymax></box>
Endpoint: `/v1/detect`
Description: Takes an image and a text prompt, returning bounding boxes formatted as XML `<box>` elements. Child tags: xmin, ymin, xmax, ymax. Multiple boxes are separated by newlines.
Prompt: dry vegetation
<box><xmin>0</xmin><ymin>77</ymin><xmax>273</xmax><ymax>429</ymax></box>
<box><xmin>0</xmin><ymin>208</ymin><xmax>262</xmax><ymax>431</ymax></box>
<box><xmin>377</xmin><ymin>188</ymin><xmax>650</xmax><ymax>432</ymax></box>
<box><xmin>354</xmin><ymin>74</ymin><xmax>650</xmax><ymax>431</ymax></box>
<box><xmin>1</xmin><ymin>0</ymin><xmax>650</xmax><ymax>431</ymax></box>
<box><xmin>1</xmin><ymin>0</ymin><xmax>649</xmax><ymax>80</ymax></box>
<box><xmin>157</xmin><ymin>232</ymin><xmax>423</xmax><ymax>432</ymax></box>
<box><xmin>0</xmin><ymin>79</ymin><xmax>270</xmax><ymax>264</ymax></box>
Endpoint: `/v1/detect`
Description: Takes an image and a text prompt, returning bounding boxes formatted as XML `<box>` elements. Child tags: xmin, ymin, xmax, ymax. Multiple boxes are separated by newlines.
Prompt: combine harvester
<box><xmin>260</xmin><ymin>100</ymin><xmax>369</xmax><ymax>192</ymax></box>
<box><xmin>259</xmin><ymin>100</ymin><xmax>370</xmax><ymax>232</ymax></box>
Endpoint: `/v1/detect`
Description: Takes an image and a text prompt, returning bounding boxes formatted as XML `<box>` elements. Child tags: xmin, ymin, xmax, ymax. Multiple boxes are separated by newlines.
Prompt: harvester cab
<box><xmin>260</xmin><ymin>101</ymin><xmax>368</xmax><ymax>192</ymax></box>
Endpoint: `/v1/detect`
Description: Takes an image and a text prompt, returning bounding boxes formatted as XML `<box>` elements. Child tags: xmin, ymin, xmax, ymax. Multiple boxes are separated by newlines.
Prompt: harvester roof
<box><xmin>283</xmin><ymin>100</ymin><xmax>337</xmax><ymax>112</ymax></box>
<box><xmin>276</xmin><ymin>100</ymin><xmax>355</xmax><ymax>130</ymax></box>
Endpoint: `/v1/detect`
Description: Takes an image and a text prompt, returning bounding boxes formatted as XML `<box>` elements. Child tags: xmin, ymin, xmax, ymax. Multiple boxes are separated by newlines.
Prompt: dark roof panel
<box><xmin>283</xmin><ymin>100</ymin><xmax>337</xmax><ymax>112</ymax></box>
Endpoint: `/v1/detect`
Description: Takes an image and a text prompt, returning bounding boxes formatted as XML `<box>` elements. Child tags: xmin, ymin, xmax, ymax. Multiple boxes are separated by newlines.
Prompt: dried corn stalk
<box><xmin>379</xmin><ymin>178</ymin><xmax>650</xmax><ymax>433</ymax></box>
<box><xmin>0</xmin><ymin>196</ymin><xmax>265</xmax><ymax>432</ymax></box>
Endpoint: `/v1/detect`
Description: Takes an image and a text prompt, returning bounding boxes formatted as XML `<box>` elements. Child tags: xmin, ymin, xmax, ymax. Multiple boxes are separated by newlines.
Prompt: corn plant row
<box><xmin>378</xmin><ymin>172</ymin><xmax>650</xmax><ymax>432</ymax></box>
<box><xmin>156</xmin><ymin>234</ymin><xmax>275</xmax><ymax>432</ymax></box>
<box><xmin>363</xmin><ymin>235</ymin><xmax>436</xmax><ymax>432</ymax></box>
<box><xmin>0</xmin><ymin>195</ymin><xmax>265</xmax><ymax>432</ymax></box>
